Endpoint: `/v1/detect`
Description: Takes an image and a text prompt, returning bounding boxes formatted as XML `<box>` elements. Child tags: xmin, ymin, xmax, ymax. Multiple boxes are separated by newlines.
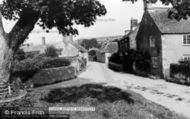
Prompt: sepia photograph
<box><xmin>0</xmin><ymin>0</ymin><xmax>190</xmax><ymax>119</ymax></box>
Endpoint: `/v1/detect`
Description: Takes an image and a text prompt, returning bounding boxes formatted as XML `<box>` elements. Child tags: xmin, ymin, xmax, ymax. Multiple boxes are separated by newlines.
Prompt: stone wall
<box><xmin>31</xmin><ymin>66</ymin><xmax>77</xmax><ymax>86</ymax></box>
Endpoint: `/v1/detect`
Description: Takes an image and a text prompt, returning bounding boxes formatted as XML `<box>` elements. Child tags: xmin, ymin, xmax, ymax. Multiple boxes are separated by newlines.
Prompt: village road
<box><xmin>79</xmin><ymin>62</ymin><xmax>190</xmax><ymax>119</ymax></box>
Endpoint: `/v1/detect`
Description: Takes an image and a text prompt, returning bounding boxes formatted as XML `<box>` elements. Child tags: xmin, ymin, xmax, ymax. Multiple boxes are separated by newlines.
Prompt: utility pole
<box><xmin>143</xmin><ymin>0</ymin><xmax>148</xmax><ymax>11</ymax></box>
<box><xmin>123</xmin><ymin>0</ymin><xmax>148</xmax><ymax>11</ymax></box>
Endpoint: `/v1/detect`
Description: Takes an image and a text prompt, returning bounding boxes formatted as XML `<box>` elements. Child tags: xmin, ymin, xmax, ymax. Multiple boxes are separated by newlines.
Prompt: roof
<box><xmin>71</xmin><ymin>42</ymin><xmax>88</xmax><ymax>53</ymax></box>
<box><xmin>54</xmin><ymin>40</ymin><xmax>88</xmax><ymax>53</ymax></box>
<box><xmin>21</xmin><ymin>40</ymin><xmax>87</xmax><ymax>54</ymax></box>
<box><xmin>121</xmin><ymin>25</ymin><xmax>140</xmax><ymax>40</ymax></box>
<box><xmin>100</xmin><ymin>41</ymin><xmax>118</xmax><ymax>53</ymax></box>
<box><xmin>21</xmin><ymin>44</ymin><xmax>47</xmax><ymax>53</ymax></box>
<box><xmin>148</xmin><ymin>8</ymin><xmax>190</xmax><ymax>34</ymax></box>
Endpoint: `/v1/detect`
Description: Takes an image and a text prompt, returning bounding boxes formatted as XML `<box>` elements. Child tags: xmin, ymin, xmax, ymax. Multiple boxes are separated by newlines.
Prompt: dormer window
<box><xmin>183</xmin><ymin>35</ymin><xmax>190</xmax><ymax>45</ymax></box>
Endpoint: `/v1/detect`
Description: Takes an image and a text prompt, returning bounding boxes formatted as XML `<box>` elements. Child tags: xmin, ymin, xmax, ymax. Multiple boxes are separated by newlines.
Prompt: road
<box><xmin>79</xmin><ymin>62</ymin><xmax>190</xmax><ymax>119</ymax></box>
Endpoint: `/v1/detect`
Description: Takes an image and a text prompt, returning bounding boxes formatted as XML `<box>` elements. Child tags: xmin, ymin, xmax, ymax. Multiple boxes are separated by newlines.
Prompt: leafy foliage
<box><xmin>45</xmin><ymin>45</ymin><xmax>58</xmax><ymax>57</ymax></box>
<box><xmin>13</xmin><ymin>49</ymin><xmax>26</xmax><ymax>61</ymax></box>
<box><xmin>109</xmin><ymin>52</ymin><xmax>121</xmax><ymax>63</ymax></box>
<box><xmin>80</xmin><ymin>38</ymin><xmax>100</xmax><ymax>50</ymax></box>
<box><xmin>1</xmin><ymin>0</ymin><xmax>107</xmax><ymax>35</ymax></box>
<box><xmin>170</xmin><ymin>62</ymin><xmax>190</xmax><ymax>85</ymax></box>
<box><xmin>128</xmin><ymin>0</ymin><xmax>190</xmax><ymax>20</ymax></box>
<box><xmin>12</xmin><ymin>56</ymin><xmax>71</xmax><ymax>82</ymax></box>
<box><xmin>12</xmin><ymin>56</ymin><xmax>71</xmax><ymax>73</ymax></box>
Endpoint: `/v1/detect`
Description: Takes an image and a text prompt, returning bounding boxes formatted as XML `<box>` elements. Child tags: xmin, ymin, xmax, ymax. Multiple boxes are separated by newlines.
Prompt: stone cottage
<box><xmin>97</xmin><ymin>40</ymin><xmax>118</xmax><ymax>64</ymax></box>
<box><xmin>136</xmin><ymin>8</ymin><xmax>190</xmax><ymax>78</ymax></box>
<box><xmin>118</xmin><ymin>18</ymin><xmax>139</xmax><ymax>56</ymax></box>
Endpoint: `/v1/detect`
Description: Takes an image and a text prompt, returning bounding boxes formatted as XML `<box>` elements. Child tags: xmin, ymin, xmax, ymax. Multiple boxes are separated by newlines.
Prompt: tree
<box><xmin>0</xmin><ymin>0</ymin><xmax>106</xmax><ymax>98</ymax></box>
<box><xmin>127</xmin><ymin>0</ymin><xmax>190</xmax><ymax>20</ymax></box>
<box><xmin>13</xmin><ymin>49</ymin><xmax>25</xmax><ymax>61</ymax></box>
<box><xmin>45</xmin><ymin>45</ymin><xmax>58</xmax><ymax>58</ymax></box>
<box><xmin>80</xmin><ymin>38</ymin><xmax>100</xmax><ymax>50</ymax></box>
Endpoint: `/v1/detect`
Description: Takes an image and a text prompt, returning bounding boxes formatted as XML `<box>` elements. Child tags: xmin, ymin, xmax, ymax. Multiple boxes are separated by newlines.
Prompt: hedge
<box><xmin>31</xmin><ymin>66</ymin><xmax>77</xmax><ymax>87</ymax></box>
<box><xmin>170</xmin><ymin>63</ymin><xmax>190</xmax><ymax>85</ymax></box>
<box><xmin>12</xmin><ymin>56</ymin><xmax>71</xmax><ymax>72</ymax></box>
<box><xmin>11</xmin><ymin>56</ymin><xmax>71</xmax><ymax>82</ymax></box>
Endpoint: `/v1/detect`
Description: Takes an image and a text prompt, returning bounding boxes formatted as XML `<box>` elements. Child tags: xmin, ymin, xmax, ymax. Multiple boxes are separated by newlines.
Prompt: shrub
<box><xmin>178</xmin><ymin>60</ymin><xmax>190</xmax><ymax>66</ymax></box>
<box><xmin>11</xmin><ymin>56</ymin><xmax>71</xmax><ymax>82</ymax></box>
<box><xmin>170</xmin><ymin>63</ymin><xmax>190</xmax><ymax>85</ymax></box>
<box><xmin>12</xmin><ymin>57</ymin><xmax>71</xmax><ymax>72</ymax></box>
<box><xmin>42</xmin><ymin>58</ymin><xmax>71</xmax><ymax>69</ymax></box>
<box><xmin>109</xmin><ymin>52</ymin><xmax>121</xmax><ymax>63</ymax></box>
<box><xmin>14</xmin><ymin>49</ymin><xmax>26</xmax><ymax>61</ymax></box>
<box><xmin>171</xmin><ymin>60</ymin><xmax>190</xmax><ymax>78</ymax></box>
<box><xmin>45</xmin><ymin>45</ymin><xmax>58</xmax><ymax>57</ymax></box>
<box><xmin>88</xmin><ymin>50</ymin><xmax>97</xmax><ymax>56</ymax></box>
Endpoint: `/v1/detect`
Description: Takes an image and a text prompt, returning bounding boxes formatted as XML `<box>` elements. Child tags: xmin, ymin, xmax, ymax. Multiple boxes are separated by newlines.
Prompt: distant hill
<box><xmin>78</xmin><ymin>35</ymin><xmax>123</xmax><ymax>44</ymax></box>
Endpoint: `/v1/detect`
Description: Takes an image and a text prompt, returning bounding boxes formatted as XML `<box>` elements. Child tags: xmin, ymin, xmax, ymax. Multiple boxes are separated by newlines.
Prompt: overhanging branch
<box><xmin>8</xmin><ymin>11</ymin><xmax>39</xmax><ymax>51</ymax></box>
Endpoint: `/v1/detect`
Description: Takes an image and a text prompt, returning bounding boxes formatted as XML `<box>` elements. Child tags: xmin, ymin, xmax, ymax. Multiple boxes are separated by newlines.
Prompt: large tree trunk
<box><xmin>0</xmin><ymin>9</ymin><xmax>39</xmax><ymax>99</ymax></box>
<box><xmin>0</xmin><ymin>12</ymin><xmax>13</xmax><ymax>99</ymax></box>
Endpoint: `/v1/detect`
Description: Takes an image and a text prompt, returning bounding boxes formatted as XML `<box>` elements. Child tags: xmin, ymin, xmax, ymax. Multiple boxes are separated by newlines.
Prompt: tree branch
<box><xmin>8</xmin><ymin>11</ymin><xmax>39</xmax><ymax>51</ymax></box>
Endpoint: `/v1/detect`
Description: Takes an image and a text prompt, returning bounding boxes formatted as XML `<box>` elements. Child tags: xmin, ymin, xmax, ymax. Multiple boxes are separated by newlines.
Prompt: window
<box><xmin>149</xmin><ymin>36</ymin><xmax>156</xmax><ymax>47</ymax></box>
<box><xmin>152</xmin><ymin>57</ymin><xmax>159</xmax><ymax>68</ymax></box>
<box><xmin>183</xmin><ymin>35</ymin><xmax>190</xmax><ymax>45</ymax></box>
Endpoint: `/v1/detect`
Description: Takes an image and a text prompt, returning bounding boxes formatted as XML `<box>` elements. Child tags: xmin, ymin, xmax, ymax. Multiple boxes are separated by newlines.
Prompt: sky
<box><xmin>0</xmin><ymin>0</ymin><xmax>170</xmax><ymax>44</ymax></box>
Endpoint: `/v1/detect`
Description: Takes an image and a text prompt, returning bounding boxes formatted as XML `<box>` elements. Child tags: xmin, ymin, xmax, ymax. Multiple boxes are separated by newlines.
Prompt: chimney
<box><xmin>63</xmin><ymin>35</ymin><xmax>67</xmax><ymax>42</ymax></box>
<box><xmin>124</xmin><ymin>30</ymin><xmax>130</xmax><ymax>35</ymax></box>
<box><xmin>130</xmin><ymin>18</ymin><xmax>138</xmax><ymax>31</ymax></box>
<box><xmin>42</xmin><ymin>37</ymin><xmax>46</xmax><ymax>45</ymax></box>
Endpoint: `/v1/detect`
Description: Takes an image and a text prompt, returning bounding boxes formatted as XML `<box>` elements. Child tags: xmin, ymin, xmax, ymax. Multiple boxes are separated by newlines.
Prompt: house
<box><xmin>21</xmin><ymin>30</ymin><xmax>87</xmax><ymax>59</ymax></box>
<box><xmin>21</xmin><ymin>37</ymin><xmax>47</xmax><ymax>57</ymax></box>
<box><xmin>88</xmin><ymin>48</ymin><xmax>100</xmax><ymax>61</ymax></box>
<box><xmin>136</xmin><ymin>8</ymin><xmax>190</xmax><ymax>78</ymax></box>
<box><xmin>118</xmin><ymin>18</ymin><xmax>139</xmax><ymax>55</ymax></box>
<box><xmin>97</xmin><ymin>40</ymin><xmax>118</xmax><ymax>64</ymax></box>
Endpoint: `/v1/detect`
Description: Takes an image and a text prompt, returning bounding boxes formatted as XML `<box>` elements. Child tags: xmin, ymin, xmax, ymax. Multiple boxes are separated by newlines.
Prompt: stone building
<box><xmin>136</xmin><ymin>8</ymin><xmax>190</xmax><ymax>78</ymax></box>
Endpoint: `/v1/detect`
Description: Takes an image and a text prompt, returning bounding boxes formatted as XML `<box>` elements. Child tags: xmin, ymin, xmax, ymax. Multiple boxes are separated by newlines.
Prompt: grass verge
<box><xmin>0</xmin><ymin>84</ymin><xmax>187</xmax><ymax>119</ymax></box>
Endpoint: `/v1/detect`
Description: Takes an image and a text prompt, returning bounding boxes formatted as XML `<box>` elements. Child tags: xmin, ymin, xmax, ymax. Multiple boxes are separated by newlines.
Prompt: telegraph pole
<box><xmin>123</xmin><ymin>0</ymin><xmax>148</xmax><ymax>11</ymax></box>
<box><xmin>143</xmin><ymin>0</ymin><xmax>148</xmax><ymax>11</ymax></box>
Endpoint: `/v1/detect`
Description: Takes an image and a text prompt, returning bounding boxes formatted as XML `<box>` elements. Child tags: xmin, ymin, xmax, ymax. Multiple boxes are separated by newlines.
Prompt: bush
<box><xmin>12</xmin><ymin>57</ymin><xmax>71</xmax><ymax>72</ymax></box>
<box><xmin>45</xmin><ymin>45</ymin><xmax>58</xmax><ymax>57</ymax></box>
<box><xmin>109</xmin><ymin>52</ymin><xmax>121</xmax><ymax>63</ymax></box>
<box><xmin>179</xmin><ymin>60</ymin><xmax>190</xmax><ymax>66</ymax></box>
<box><xmin>11</xmin><ymin>56</ymin><xmax>71</xmax><ymax>82</ymax></box>
<box><xmin>14</xmin><ymin>49</ymin><xmax>26</xmax><ymax>61</ymax></box>
<box><xmin>88</xmin><ymin>50</ymin><xmax>97</xmax><ymax>56</ymax></box>
<box><xmin>32</xmin><ymin>66</ymin><xmax>76</xmax><ymax>87</ymax></box>
<box><xmin>42</xmin><ymin>58</ymin><xmax>71</xmax><ymax>69</ymax></box>
<box><xmin>170</xmin><ymin>63</ymin><xmax>190</xmax><ymax>85</ymax></box>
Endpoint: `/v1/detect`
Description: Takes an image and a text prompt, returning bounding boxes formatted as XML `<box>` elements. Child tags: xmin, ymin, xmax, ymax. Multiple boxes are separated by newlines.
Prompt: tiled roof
<box><xmin>149</xmin><ymin>8</ymin><xmax>190</xmax><ymax>34</ymax></box>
